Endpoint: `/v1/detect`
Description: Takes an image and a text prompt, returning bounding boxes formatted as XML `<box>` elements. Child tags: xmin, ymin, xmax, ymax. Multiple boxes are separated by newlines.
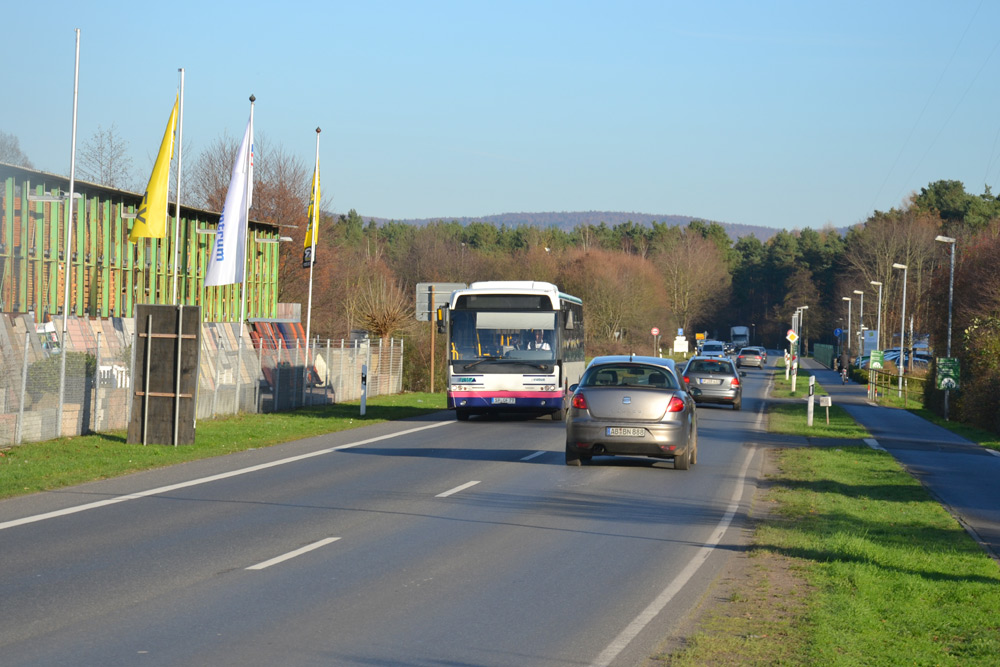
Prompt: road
<box><xmin>0</xmin><ymin>364</ymin><xmax>776</xmax><ymax>667</ymax></box>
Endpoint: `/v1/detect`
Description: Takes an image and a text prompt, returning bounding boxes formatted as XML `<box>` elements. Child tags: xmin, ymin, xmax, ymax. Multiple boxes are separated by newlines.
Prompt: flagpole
<box><xmin>57</xmin><ymin>28</ymin><xmax>81</xmax><ymax>437</ymax></box>
<box><xmin>171</xmin><ymin>68</ymin><xmax>185</xmax><ymax>304</ymax></box>
<box><xmin>238</xmin><ymin>94</ymin><xmax>255</xmax><ymax>337</ymax></box>
<box><xmin>304</xmin><ymin>127</ymin><xmax>320</xmax><ymax>353</ymax></box>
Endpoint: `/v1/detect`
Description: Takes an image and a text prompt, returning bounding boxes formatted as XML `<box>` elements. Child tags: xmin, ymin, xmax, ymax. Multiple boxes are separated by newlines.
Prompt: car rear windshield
<box><xmin>686</xmin><ymin>359</ymin><xmax>735</xmax><ymax>375</ymax></box>
<box><xmin>581</xmin><ymin>365</ymin><xmax>678</xmax><ymax>389</ymax></box>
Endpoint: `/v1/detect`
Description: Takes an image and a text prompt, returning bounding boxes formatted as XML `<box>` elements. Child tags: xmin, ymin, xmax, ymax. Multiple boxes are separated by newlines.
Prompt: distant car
<box><xmin>700</xmin><ymin>341</ymin><xmax>727</xmax><ymax>358</ymax></box>
<box><xmin>681</xmin><ymin>356</ymin><xmax>746</xmax><ymax>410</ymax></box>
<box><xmin>565</xmin><ymin>355</ymin><xmax>698</xmax><ymax>469</ymax></box>
<box><xmin>735</xmin><ymin>347</ymin><xmax>764</xmax><ymax>368</ymax></box>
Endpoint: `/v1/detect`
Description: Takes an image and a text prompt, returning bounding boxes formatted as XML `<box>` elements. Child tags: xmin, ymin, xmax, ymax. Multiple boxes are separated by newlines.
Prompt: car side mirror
<box><xmin>740</xmin><ymin>371</ymin><xmax>747</xmax><ymax>377</ymax></box>
<box><xmin>690</xmin><ymin>387</ymin><xmax>703</xmax><ymax>397</ymax></box>
<box><xmin>569</xmin><ymin>383</ymin><xmax>578</xmax><ymax>393</ymax></box>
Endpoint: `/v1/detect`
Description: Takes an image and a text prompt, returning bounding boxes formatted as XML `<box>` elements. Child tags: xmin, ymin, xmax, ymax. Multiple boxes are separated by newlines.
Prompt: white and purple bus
<box><xmin>442</xmin><ymin>281</ymin><xmax>584</xmax><ymax>421</ymax></box>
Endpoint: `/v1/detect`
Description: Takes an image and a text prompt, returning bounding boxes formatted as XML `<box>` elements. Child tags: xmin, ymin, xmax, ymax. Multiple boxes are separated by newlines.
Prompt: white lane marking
<box><xmin>864</xmin><ymin>438</ymin><xmax>886</xmax><ymax>451</ymax></box>
<box><xmin>987</xmin><ymin>449</ymin><xmax>1000</xmax><ymax>458</ymax></box>
<box><xmin>592</xmin><ymin>445</ymin><xmax>757</xmax><ymax>667</ymax></box>
<box><xmin>435</xmin><ymin>481</ymin><xmax>481</xmax><ymax>498</ymax></box>
<box><xmin>520</xmin><ymin>451</ymin><xmax>546</xmax><ymax>462</ymax></box>
<box><xmin>0</xmin><ymin>420</ymin><xmax>455</xmax><ymax>532</ymax></box>
<box><xmin>247</xmin><ymin>537</ymin><xmax>341</xmax><ymax>571</ymax></box>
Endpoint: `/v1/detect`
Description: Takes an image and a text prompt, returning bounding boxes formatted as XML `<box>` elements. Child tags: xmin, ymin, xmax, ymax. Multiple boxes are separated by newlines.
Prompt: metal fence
<box><xmin>0</xmin><ymin>314</ymin><xmax>403</xmax><ymax>447</ymax></box>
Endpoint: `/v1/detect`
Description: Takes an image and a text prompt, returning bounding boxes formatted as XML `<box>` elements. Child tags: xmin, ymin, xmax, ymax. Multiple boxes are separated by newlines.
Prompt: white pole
<box><xmin>238</xmin><ymin>95</ymin><xmax>255</xmax><ymax>337</ymax></box>
<box><xmin>304</xmin><ymin>127</ymin><xmax>321</xmax><ymax>352</ymax></box>
<box><xmin>171</xmin><ymin>68</ymin><xmax>185</xmax><ymax>304</ymax></box>
<box><xmin>57</xmin><ymin>29</ymin><xmax>81</xmax><ymax>437</ymax></box>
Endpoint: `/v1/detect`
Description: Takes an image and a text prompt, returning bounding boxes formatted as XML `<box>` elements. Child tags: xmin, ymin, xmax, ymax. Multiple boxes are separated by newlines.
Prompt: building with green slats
<box><xmin>1</xmin><ymin>162</ymin><xmax>281</xmax><ymax>322</ymax></box>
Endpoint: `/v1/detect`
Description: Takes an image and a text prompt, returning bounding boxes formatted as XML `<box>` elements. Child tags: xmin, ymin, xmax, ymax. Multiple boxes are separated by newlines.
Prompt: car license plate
<box><xmin>606</xmin><ymin>427</ymin><xmax>644</xmax><ymax>437</ymax></box>
<box><xmin>699</xmin><ymin>378</ymin><xmax>722</xmax><ymax>385</ymax></box>
<box><xmin>491</xmin><ymin>397</ymin><xmax>516</xmax><ymax>404</ymax></box>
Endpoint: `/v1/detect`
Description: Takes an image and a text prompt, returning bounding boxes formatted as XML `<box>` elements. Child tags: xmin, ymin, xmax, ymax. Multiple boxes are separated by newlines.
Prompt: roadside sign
<box><xmin>651</xmin><ymin>327</ymin><xmax>660</xmax><ymax>337</ymax></box>
<box><xmin>786</xmin><ymin>329</ymin><xmax>799</xmax><ymax>343</ymax></box>
<box><xmin>937</xmin><ymin>357</ymin><xmax>960</xmax><ymax>390</ymax></box>
<box><xmin>870</xmin><ymin>350</ymin><xmax>884</xmax><ymax>370</ymax></box>
<box><xmin>695</xmin><ymin>332</ymin><xmax>705</xmax><ymax>340</ymax></box>
<box><xmin>415</xmin><ymin>282</ymin><xmax>466</xmax><ymax>321</ymax></box>
<box><xmin>834</xmin><ymin>327</ymin><xmax>843</xmax><ymax>338</ymax></box>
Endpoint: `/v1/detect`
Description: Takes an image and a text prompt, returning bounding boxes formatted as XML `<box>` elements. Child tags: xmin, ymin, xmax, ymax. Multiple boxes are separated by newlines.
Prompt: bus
<box><xmin>440</xmin><ymin>281</ymin><xmax>584</xmax><ymax>421</ymax></box>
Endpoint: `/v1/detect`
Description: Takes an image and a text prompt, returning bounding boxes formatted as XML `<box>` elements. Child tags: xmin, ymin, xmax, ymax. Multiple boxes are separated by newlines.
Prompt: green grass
<box><xmin>909</xmin><ymin>409</ymin><xmax>1000</xmax><ymax>452</ymax></box>
<box><xmin>0</xmin><ymin>393</ymin><xmax>447</xmax><ymax>499</ymax></box>
<box><xmin>768</xmin><ymin>402</ymin><xmax>871</xmax><ymax>439</ymax></box>
<box><xmin>663</xmin><ymin>446</ymin><xmax>1000</xmax><ymax>665</ymax></box>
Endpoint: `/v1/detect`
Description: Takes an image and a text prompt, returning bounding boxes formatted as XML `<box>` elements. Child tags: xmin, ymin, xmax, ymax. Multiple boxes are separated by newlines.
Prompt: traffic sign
<box><xmin>786</xmin><ymin>329</ymin><xmax>799</xmax><ymax>343</ymax></box>
<box><xmin>834</xmin><ymin>327</ymin><xmax>843</xmax><ymax>338</ymax></box>
<box><xmin>651</xmin><ymin>327</ymin><xmax>660</xmax><ymax>337</ymax></box>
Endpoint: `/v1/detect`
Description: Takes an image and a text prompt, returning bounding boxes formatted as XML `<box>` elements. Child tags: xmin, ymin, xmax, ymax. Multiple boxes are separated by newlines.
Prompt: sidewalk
<box><xmin>796</xmin><ymin>357</ymin><xmax>1000</xmax><ymax>561</ymax></box>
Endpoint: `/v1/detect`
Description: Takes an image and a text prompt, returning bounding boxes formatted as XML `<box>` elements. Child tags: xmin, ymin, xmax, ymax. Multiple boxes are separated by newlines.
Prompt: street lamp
<box><xmin>853</xmin><ymin>289</ymin><xmax>865</xmax><ymax>356</ymax></box>
<box><xmin>797</xmin><ymin>306</ymin><xmax>809</xmax><ymax>356</ymax></box>
<box><xmin>870</xmin><ymin>281</ymin><xmax>883</xmax><ymax>351</ymax></box>
<box><xmin>892</xmin><ymin>262</ymin><xmax>908</xmax><ymax>397</ymax></box>
<box><xmin>935</xmin><ymin>235</ymin><xmax>956</xmax><ymax>420</ymax></box>
<box><xmin>842</xmin><ymin>296</ymin><xmax>852</xmax><ymax>360</ymax></box>
<box><xmin>751</xmin><ymin>322</ymin><xmax>756</xmax><ymax>346</ymax></box>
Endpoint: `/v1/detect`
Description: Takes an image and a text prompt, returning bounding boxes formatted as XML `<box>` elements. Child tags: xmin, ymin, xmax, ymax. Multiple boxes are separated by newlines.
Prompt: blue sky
<box><xmin>3</xmin><ymin>0</ymin><xmax>999</xmax><ymax>231</ymax></box>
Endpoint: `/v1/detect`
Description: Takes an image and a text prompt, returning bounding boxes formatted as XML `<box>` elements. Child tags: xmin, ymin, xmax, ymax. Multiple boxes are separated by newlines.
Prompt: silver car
<box><xmin>565</xmin><ymin>355</ymin><xmax>698</xmax><ymax>469</ymax></box>
<box><xmin>681</xmin><ymin>356</ymin><xmax>745</xmax><ymax>410</ymax></box>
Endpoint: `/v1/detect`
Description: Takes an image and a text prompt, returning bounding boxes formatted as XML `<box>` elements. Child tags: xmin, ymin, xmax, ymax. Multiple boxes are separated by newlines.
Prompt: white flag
<box><xmin>205</xmin><ymin>113</ymin><xmax>254</xmax><ymax>286</ymax></box>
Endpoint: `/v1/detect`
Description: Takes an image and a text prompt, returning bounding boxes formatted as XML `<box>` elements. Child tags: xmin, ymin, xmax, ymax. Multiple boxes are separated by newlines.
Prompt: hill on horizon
<box><xmin>363</xmin><ymin>210</ymin><xmax>786</xmax><ymax>241</ymax></box>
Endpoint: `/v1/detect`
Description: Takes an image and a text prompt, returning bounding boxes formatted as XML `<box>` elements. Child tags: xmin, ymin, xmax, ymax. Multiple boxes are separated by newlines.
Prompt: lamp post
<box><xmin>853</xmin><ymin>289</ymin><xmax>864</xmax><ymax>355</ymax></box>
<box><xmin>797</xmin><ymin>306</ymin><xmax>808</xmax><ymax>356</ymax></box>
<box><xmin>935</xmin><ymin>235</ymin><xmax>956</xmax><ymax>420</ymax></box>
<box><xmin>751</xmin><ymin>322</ymin><xmax>756</xmax><ymax>346</ymax></box>
<box><xmin>870</xmin><ymin>281</ymin><xmax>883</xmax><ymax>351</ymax></box>
<box><xmin>892</xmin><ymin>263</ymin><xmax>908</xmax><ymax>397</ymax></box>
<box><xmin>842</xmin><ymin>296</ymin><xmax>852</xmax><ymax>361</ymax></box>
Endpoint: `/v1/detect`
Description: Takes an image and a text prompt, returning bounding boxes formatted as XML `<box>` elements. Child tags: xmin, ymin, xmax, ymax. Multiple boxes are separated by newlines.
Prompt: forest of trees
<box><xmin>5</xmin><ymin>128</ymin><xmax>1000</xmax><ymax>433</ymax></box>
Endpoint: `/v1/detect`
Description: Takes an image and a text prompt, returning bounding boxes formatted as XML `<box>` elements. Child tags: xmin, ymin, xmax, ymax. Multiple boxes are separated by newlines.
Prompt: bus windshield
<box><xmin>449</xmin><ymin>310</ymin><xmax>556</xmax><ymax>364</ymax></box>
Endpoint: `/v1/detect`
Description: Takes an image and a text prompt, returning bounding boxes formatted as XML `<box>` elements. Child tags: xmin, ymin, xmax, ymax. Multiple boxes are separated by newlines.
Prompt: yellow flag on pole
<box><xmin>129</xmin><ymin>97</ymin><xmax>178</xmax><ymax>241</ymax></box>
<box><xmin>302</xmin><ymin>160</ymin><xmax>320</xmax><ymax>268</ymax></box>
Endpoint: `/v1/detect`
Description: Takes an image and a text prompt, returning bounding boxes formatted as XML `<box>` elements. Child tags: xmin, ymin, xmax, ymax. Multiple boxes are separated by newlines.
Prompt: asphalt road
<box><xmin>0</xmin><ymin>366</ymin><xmax>778</xmax><ymax>667</ymax></box>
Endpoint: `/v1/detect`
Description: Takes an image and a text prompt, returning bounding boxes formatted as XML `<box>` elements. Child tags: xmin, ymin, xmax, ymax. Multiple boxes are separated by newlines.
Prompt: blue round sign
<box><xmin>834</xmin><ymin>327</ymin><xmax>843</xmax><ymax>337</ymax></box>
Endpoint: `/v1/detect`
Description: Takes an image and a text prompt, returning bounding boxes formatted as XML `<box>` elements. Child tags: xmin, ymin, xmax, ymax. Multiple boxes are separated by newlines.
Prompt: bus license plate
<box><xmin>606</xmin><ymin>427</ymin><xmax>644</xmax><ymax>437</ymax></box>
<box><xmin>491</xmin><ymin>397</ymin><xmax>516</xmax><ymax>405</ymax></box>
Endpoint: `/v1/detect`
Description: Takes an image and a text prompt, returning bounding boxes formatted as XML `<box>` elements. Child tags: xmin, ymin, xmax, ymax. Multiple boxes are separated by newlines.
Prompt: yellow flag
<box><xmin>129</xmin><ymin>97</ymin><xmax>178</xmax><ymax>241</ymax></box>
<box><xmin>302</xmin><ymin>160</ymin><xmax>320</xmax><ymax>268</ymax></box>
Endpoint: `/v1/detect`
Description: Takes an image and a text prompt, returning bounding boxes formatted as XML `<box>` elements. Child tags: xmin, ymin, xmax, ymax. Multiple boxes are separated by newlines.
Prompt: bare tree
<box><xmin>653</xmin><ymin>232</ymin><xmax>731</xmax><ymax>335</ymax></box>
<box><xmin>78</xmin><ymin>123</ymin><xmax>135</xmax><ymax>189</ymax></box>
<box><xmin>0</xmin><ymin>130</ymin><xmax>33</xmax><ymax>167</ymax></box>
<box><xmin>344</xmin><ymin>264</ymin><xmax>414</xmax><ymax>339</ymax></box>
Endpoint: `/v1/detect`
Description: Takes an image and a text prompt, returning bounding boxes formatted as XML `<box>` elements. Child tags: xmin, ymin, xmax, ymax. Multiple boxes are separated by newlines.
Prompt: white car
<box><xmin>700</xmin><ymin>341</ymin><xmax>727</xmax><ymax>358</ymax></box>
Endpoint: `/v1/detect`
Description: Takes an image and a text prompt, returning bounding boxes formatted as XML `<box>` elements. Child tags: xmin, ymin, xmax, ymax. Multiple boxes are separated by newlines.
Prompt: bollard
<box><xmin>360</xmin><ymin>364</ymin><xmax>368</xmax><ymax>416</ymax></box>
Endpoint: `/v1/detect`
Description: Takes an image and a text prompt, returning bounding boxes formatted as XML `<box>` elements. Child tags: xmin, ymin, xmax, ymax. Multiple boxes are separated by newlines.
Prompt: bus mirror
<box><xmin>436</xmin><ymin>307</ymin><xmax>446</xmax><ymax>334</ymax></box>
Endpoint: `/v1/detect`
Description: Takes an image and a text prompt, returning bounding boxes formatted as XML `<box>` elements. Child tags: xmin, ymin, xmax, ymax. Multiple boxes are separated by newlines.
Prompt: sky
<box><xmin>3</xmin><ymin>0</ymin><xmax>1000</xmax><ymax>231</ymax></box>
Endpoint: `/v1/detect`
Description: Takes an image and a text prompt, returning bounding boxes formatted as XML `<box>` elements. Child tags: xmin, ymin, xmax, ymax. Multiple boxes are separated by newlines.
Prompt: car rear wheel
<box><xmin>675</xmin><ymin>446</ymin><xmax>691</xmax><ymax>470</ymax></box>
<box><xmin>565</xmin><ymin>443</ymin><xmax>582</xmax><ymax>466</ymax></box>
<box><xmin>733</xmin><ymin>398</ymin><xmax>742</xmax><ymax>411</ymax></box>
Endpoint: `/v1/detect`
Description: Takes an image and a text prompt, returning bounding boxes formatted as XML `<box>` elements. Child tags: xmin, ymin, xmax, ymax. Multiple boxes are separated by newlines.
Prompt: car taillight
<box><xmin>683</xmin><ymin>376</ymin><xmax>690</xmax><ymax>385</ymax></box>
<box><xmin>738</xmin><ymin>355</ymin><xmax>744</xmax><ymax>360</ymax></box>
<box><xmin>572</xmin><ymin>393</ymin><xmax>588</xmax><ymax>409</ymax></box>
<box><xmin>667</xmin><ymin>396</ymin><xmax>685</xmax><ymax>412</ymax></box>
<box><xmin>730</xmin><ymin>377</ymin><xmax>740</xmax><ymax>388</ymax></box>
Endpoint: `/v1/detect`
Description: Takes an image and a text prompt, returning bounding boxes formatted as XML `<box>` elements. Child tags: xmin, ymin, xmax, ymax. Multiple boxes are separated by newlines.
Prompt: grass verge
<box><xmin>656</xmin><ymin>446</ymin><xmax>1000</xmax><ymax>665</ymax></box>
<box><xmin>768</xmin><ymin>403</ymin><xmax>870</xmax><ymax>439</ymax></box>
<box><xmin>0</xmin><ymin>393</ymin><xmax>447</xmax><ymax>500</ymax></box>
